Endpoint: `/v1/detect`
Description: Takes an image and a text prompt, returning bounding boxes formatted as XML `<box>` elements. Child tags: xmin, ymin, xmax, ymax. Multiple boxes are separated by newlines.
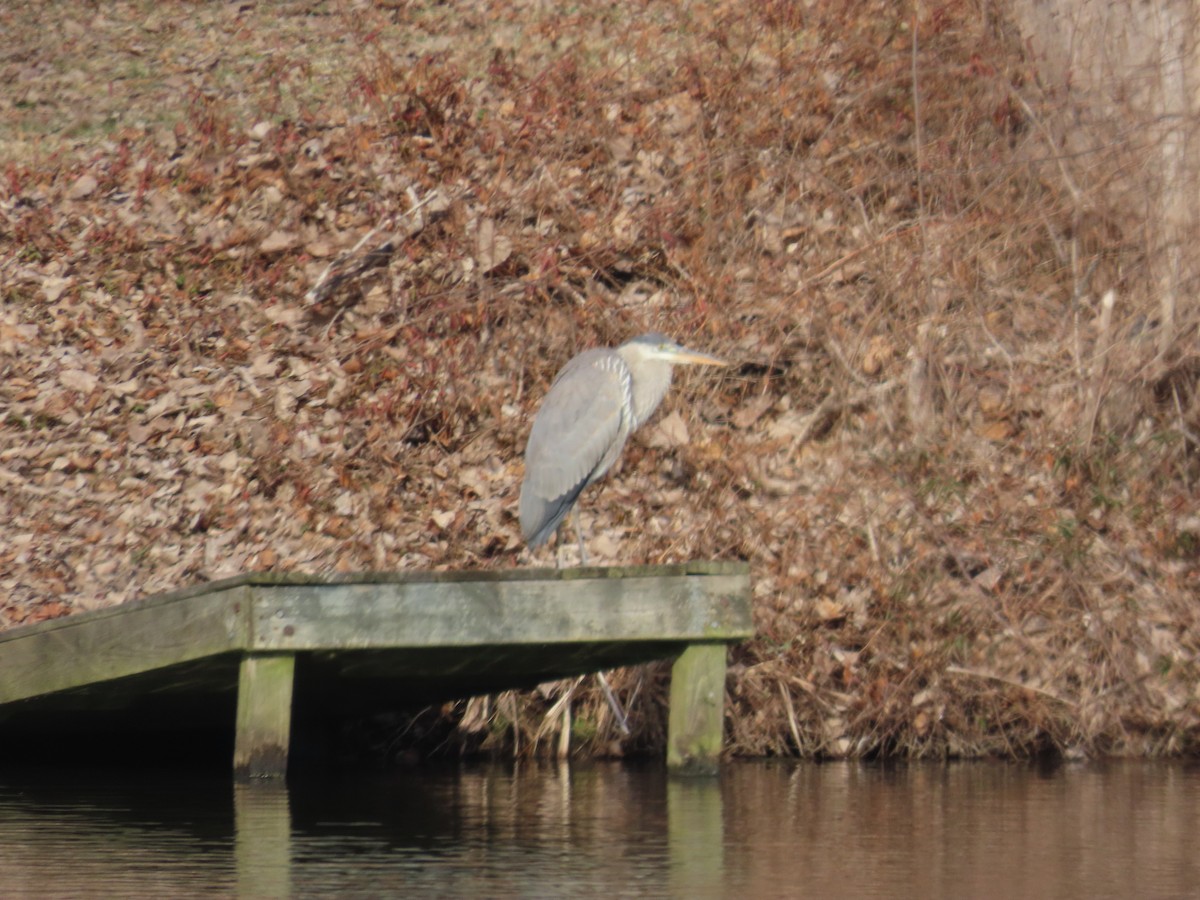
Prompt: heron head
<box><xmin>623</xmin><ymin>333</ymin><xmax>729</xmax><ymax>368</ymax></box>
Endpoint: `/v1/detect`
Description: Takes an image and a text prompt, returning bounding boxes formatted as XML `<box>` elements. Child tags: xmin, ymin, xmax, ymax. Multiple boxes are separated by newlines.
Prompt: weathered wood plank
<box><xmin>217</xmin><ymin>559</ymin><xmax>746</xmax><ymax>587</ymax></box>
<box><xmin>667</xmin><ymin>643</ymin><xmax>729</xmax><ymax>775</ymax></box>
<box><xmin>248</xmin><ymin>574</ymin><xmax>750</xmax><ymax>651</ymax></box>
<box><xmin>0</xmin><ymin>587</ymin><xmax>249</xmax><ymax>705</ymax></box>
<box><xmin>234</xmin><ymin>653</ymin><xmax>295</xmax><ymax>779</ymax></box>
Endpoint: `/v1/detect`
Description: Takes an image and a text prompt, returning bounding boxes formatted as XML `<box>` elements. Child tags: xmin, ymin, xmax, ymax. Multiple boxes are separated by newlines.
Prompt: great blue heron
<box><xmin>519</xmin><ymin>333</ymin><xmax>728</xmax><ymax>558</ymax></box>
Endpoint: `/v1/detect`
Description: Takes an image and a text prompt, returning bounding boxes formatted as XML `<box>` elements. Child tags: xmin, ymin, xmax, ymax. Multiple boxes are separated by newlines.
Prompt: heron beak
<box><xmin>672</xmin><ymin>347</ymin><xmax>730</xmax><ymax>367</ymax></box>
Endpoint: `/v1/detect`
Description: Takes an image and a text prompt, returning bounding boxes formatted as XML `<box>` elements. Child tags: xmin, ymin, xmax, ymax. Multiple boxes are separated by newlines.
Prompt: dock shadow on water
<box><xmin>0</xmin><ymin>760</ymin><xmax>1196</xmax><ymax>898</ymax></box>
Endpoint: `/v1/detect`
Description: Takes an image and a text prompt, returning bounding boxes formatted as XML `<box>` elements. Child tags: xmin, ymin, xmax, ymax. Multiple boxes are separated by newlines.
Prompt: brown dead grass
<box><xmin>1</xmin><ymin>0</ymin><xmax>1197</xmax><ymax>761</ymax></box>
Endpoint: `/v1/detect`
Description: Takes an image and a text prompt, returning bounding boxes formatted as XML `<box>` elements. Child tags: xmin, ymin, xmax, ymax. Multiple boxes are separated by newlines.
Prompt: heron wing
<box><xmin>519</xmin><ymin>349</ymin><xmax>631</xmax><ymax>544</ymax></box>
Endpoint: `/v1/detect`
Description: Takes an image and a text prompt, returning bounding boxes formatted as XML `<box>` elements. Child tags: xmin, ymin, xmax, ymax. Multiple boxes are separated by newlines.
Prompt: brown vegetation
<box><xmin>1</xmin><ymin>0</ymin><xmax>1197</xmax><ymax>760</ymax></box>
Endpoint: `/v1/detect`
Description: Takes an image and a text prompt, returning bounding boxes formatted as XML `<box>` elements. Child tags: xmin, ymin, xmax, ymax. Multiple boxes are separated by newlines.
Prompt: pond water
<box><xmin>0</xmin><ymin>760</ymin><xmax>1195</xmax><ymax>898</ymax></box>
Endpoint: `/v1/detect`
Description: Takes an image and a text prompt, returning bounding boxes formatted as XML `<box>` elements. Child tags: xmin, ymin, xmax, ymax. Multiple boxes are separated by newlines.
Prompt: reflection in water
<box><xmin>235</xmin><ymin>783</ymin><xmax>291</xmax><ymax>899</ymax></box>
<box><xmin>0</xmin><ymin>761</ymin><xmax>1195</xmax><ymax>898</ymax></box>
<box><xmin>668</xmin><ymin>777</ymin><xmax>723</xmax><ymax>898</ymax></box>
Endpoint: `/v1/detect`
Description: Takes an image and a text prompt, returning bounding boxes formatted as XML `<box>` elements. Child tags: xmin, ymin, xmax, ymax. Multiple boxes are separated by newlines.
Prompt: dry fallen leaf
<box><xmin>260</xmin><ymin>230</ymin><xmax>299</xmax><ymax>254</ymax></box>
<box><xmin>733</xmin><ymin>394</ymin><xmax>773</xmax><ymax>430</ymax></box>
<box><xmin>645</xmin><ymin>411</ymin><xmax>690</xmax><ymax>449</ymax></box>
<box><xmin>67</xmin><ymin>173</ymin><xmax>98</xmax><ymax>200</ymax></box>
<box><xmin>814</xmin><ymin>598</ymin><xmax>846</xmax><ymax>623</ymax></box>
<box><xmin>59</xmin><ymin>369</ymin><xmax>99</xmax><ymax>394</ymax></box>
<box><xmin>475</xmin><ymin>217</ymin><xmax>512</xmax><ymax>274</ymax></box>
<box><xmin>42</xmin><ymin>276</ymin><xmax>73</xmax><ymax>303</ymax></box>
<box><xmin>861</xmin><ymin>335</ymin><xmax>894</xmax><ymax>376</ymax></box>
<box><xmin>979</xmin><ymin>421</ymin><xmax>1013</xmax><ymax>441</ymax></box>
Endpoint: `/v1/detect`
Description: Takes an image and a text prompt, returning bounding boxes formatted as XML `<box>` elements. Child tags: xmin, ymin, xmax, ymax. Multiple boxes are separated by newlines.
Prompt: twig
<box><xmin>946</xmin><ymin>665</ymin><xmax>1076</xmax><ymax>707</ymax></box>
<box><xmin>771</xmin><ymin>380</ymin><xmax>899</xmax><ymax>444</ymax></box>
<box><xmin>536</xmin><ymin>676</ymin><xmax>584</xmax><ymax>739</ymax></box>
<box><xmin>1173</xmin><ymin>385</ymin><xmax>1196</xmax><ymax>489</ymax></box>
<box><xmin>534</xmin><ymin>676</ymin><xmax>584</xmax><ymax>760</ymax></box>
<box><xmin>822</xmin><ymin>332</ymin><xmax>871</xmax><ymax>388</ymax></box>
<box><xmin>596</xmin><ymin>671</ymin><xmax>631</xmax><ymax>735</ymax></box>
<box><xmin>557</xmin><ymin>702</ymin><xmax>571</xmax><ymax>760</ymax></box>
<box><xmin>304</xmin><ymin>187</ymin><xmax>448</xmax><ymax>306</ymax></box>
<box><xmin>1009</xmin><ymin>90</ymin><xmax>1084</xmax><ymax>206</ymax></box>
<box><xmin>805</xmin><ymin>222</ymin><xmax>920</xmax><ymax>286</ymax></box>
<box><xmin>1082</xmin><ymin>289</ymin><xmax>1116</xmax><ymax>444</ymax></box>
<box><xmin>911</xmin><ymin>6</ymin><xmax>927</xmax><ymax>278</ymax></box>
<box><xmin>910</xmin><ymin>10</ymin><xmax>937</xmax><ymax>441</ymax></box>
<box><xmin>499</xmin><ymin>691</ymin><xmax>521</xmax><ymax>757</ymax></box>
<box><xmin>778</xmin><ymin>680</ymin><xmax>803</xmax><ymax>753</ymax></box>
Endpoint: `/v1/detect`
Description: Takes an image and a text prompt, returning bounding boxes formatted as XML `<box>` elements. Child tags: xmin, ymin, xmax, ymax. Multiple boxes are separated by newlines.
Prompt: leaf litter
<box><xmin>1</xmin><ymin>0</ymin><xmax>1198</xmax><ymax>760</ymax></box>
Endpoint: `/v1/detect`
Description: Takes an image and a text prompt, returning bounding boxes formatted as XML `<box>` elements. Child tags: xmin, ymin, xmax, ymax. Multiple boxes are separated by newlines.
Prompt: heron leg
<box><xmin>572</xmin><ymin>507</ymin><xmax>589</xmax><ymax>567</ymax></box>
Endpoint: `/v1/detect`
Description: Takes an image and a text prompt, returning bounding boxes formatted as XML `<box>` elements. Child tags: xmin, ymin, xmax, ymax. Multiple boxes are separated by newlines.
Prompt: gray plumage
<box><xmin>519</xmin><ymin>333</ymin><xmax>728</xmax><ymax>549</ymax></box>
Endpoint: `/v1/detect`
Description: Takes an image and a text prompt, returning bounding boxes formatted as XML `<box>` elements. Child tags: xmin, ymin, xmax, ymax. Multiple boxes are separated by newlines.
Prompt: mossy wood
<box><xmin>0</xmin><ymin>562</ymin><xmax>751</xmax><ymax>776</ymax></box>
<box><xmin>234</xmin><ymin>654</ymin><xmax>295</xmax><ymax>779</ymax></box>
<box><xmin>667</xmin><ymin>644</ymin><xmax>729</xmax><ymax>776</ymax></box>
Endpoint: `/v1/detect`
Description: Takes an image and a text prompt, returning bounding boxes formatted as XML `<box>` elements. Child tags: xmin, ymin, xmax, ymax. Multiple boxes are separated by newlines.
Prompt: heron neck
<box><xmin>630</xmin><ymin>360</ymin><xmax>674</xmax><ymax>428</ymax></box>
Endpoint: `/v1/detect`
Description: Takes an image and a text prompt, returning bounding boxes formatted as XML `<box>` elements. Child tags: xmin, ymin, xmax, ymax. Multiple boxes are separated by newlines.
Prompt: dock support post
<box><xmin>234</xmin><ymin>652</ymin><xmax>295</xmax><ymax>780</ymax></box>
<box><xmin>667</xmin><ymin>643</ymin><xmax>728</xmax><ymax>776</ymax></box>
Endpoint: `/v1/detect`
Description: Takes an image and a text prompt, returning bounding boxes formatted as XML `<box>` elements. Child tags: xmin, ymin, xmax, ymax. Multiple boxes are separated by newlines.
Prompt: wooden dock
<box><xmin>0</xmin><ymin>562</ymin><xmax>751</xmax><ymax>777</ymax></box>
